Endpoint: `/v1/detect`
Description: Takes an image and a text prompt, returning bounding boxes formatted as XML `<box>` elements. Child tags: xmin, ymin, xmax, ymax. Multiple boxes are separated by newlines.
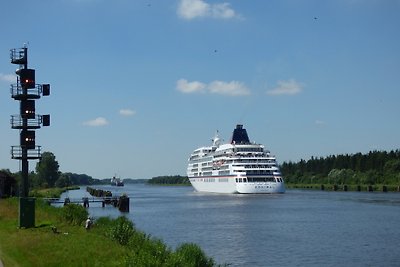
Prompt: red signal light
<box><xmin>18</xmin><ymin>69</ymin><xmax>35</xmax><ymax>89</ymax></box>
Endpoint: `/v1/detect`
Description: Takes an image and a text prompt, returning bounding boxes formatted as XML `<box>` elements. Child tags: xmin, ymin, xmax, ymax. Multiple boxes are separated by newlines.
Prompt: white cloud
<box><xmin>176</xmin><ymin>79</ymin><xmax>250</xmax><ymax>96</ymax></box>
<box><xmin>0</xmin><ymin>73</ymin><xmax>16</xmax><ymax>83</ymax></box>
<box><xmin>177</xmin><ymin>0</ymin><xmax>239</xmax><ymax>20</ymax></box>
<box><xmin>267</xmin><ymin>79</ymin><xmax>303</xmax><ymax>96</ymax></box>
<box><xmin>208</xmin><ymin>80</ymin><xmax>250</xmax><ymax>96</ymax></box>
<box><xmin>211</xmin><ymin>3</ymin><xmax>236</xmax><ymax>19</ymax></box>
<box><xmin>178</xmin><ymin>0</ymin><xmax>209</xmax><ymax>19</ymax></box>
<box><xmin>119</xmin><ymin>109</ymin><xmax>136</xmax><ymax>116</ymax></box>
<box><xmin>176</xmin><ymin>79</ymin><xmax>206</xmax><ymax>93</ymax></box>
<box><xmin>83</xmin><ymin>117</ymin><xmax>109</xmax><ymax>127</ymax></box>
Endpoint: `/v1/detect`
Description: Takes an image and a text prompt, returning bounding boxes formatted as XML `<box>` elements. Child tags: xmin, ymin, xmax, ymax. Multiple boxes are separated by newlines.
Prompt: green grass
<box><xmin>0</xmin><ymin>198</ymin><xmax>221</xmax><ymax>267</ymax></box>
<box><xmin>29</xmin><ymin>186</ymin><xmax>80</xmax><ymax>198</ymax></box>
<box><xmin>0</xmin><ymin>198</ymin><xmax>129</xmax><ymax>266</ymax></box>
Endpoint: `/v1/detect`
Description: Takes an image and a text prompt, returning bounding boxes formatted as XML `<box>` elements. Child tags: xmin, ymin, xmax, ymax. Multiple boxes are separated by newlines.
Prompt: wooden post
<box><xmin>118</xmin><ymin>196</ymin><xmax>130</xmax><ymax>212</ymax></box>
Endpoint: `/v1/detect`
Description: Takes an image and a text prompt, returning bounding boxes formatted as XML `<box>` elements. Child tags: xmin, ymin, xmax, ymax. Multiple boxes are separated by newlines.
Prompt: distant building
<box><xmin>0</xmin><ymin>170</ymin><xmax>17</xmax><ymax>198</ymax></box>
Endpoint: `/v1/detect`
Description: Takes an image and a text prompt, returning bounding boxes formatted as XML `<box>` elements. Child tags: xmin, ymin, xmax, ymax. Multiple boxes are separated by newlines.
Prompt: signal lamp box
<box><xmin>42</xmin><ymin>114</ymin><xmax>50</xmax><ymax>126</ymax></box>
<box><xmin>21</xmin><ymin>100</ymin><xmax>35</xmax><ymax>119</ymax></box>
<box><xmin>42</xmin><ymin>84</ymin><xmax>50</xmax><ymax>96</ymax></box>
<box><xmin>19</xmin><ymin>69</ymin><xmax>36</xmax><ymax>89</ymax></box>
<box><xmin>21</xmin><ymin>130</ymin><xmax>35</xmax><ymax>149</ymax></box>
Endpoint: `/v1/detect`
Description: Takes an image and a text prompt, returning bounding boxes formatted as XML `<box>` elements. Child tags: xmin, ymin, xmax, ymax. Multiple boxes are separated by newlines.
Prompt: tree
<box><xmin>35</xmin><ymin>152</ymin><xmax>60</xmax><ymax>187</ymax></box>
<box><xmin>361</xmin><ymin>170</ymin><xmax>377</xmax><ymax>185</ymax></box>
<box><xmin>55</xmin><ymin>173</ymin><xmax>71</xmax><ymax>188</ymax></box>
<box><xmin>328</xmin><ymin>169</ymin><xmax>341</xmax><ymax>184</ymax></box>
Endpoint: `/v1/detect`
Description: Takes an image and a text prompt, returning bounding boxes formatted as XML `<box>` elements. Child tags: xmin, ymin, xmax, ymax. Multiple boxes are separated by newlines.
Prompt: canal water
<box><xmin>61</xmin><ymin>184</ymin><xmax>400</xmax><ymax>267</ymax></box>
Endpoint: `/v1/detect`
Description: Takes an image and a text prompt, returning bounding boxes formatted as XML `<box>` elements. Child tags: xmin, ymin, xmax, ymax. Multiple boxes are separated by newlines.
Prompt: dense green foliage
<box><xmin>57</xmin><ymin>172</ymin><xmax>98</xmax><ymax>186</ymax></box>
<box><xmin>3</xmin><ymin>151</ymin><xmax>101</xmax><ymax>194</ymax></box>
<box><xmin>84</xmin><ymin>216</ymin><xmax>219</xmax><ymax>266</ymax></box>
<box><xmin>123</xmin><ymin>178</ymin><xmax>148</xmax><ymax>184</ymax></box>
<box><xmin>173</xmin><ymin>243</ymin><xmax>216</xmax><ymax>267</ymax></box>
<box><xmin>35</xmin><ymin>151</ymin><xmax>60</xmax><ymax>187</ymax></box>
<box><xmin>281</xmin><ymin>150</ymin><xmax>400</xmax><ymax>185</ymax></box>
<box><xmin>61</xmin><ymin>204</ymin><xmax>89</xmax><ymax>226</ymax></box>
<box><xmin>148</xmin><ymin>175</ymin><xmax>190</xmax><ymax>185</ymax></box>
<box><xmin>107</xmin><ymin>216</ymin><xmax>135</xmax><ymax>246</ymax></box>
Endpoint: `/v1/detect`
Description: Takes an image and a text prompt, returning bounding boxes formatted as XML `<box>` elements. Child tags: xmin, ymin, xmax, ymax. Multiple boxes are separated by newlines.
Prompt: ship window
<box><xmin>243</xmin><ymin>178</ymin><xmax>247</xmax><ymax>183</ymax></box>
<box><xmin>239</xmin><ymin>178</ymin><xmax>242</xmax><ymax>183</ymax></box>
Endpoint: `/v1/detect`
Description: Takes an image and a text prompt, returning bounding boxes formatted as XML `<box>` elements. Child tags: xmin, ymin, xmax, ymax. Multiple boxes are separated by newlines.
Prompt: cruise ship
<box><xmin>187</xmin><ymin>125</ymin><xmax>285</xmax><ymax>194</ymax></box>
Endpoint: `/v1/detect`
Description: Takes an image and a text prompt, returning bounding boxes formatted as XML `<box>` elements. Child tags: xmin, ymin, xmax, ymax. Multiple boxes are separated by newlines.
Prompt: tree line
<box><xmin>1</xmin><ymin>151</ymin><xmax>100</xmax><ymax>192</ymax></box>
<box><xmin>5</xmin><ymin>149</ymin><xmax>400</xmax><ymax>192</ymax></box>
<box><xmin>280</xmin><ymin>149</ymin><xmax>400</xmax><ymax>185</ymax></box>
<box><xmin>147</xmin><ymin>175</ymin><xmax>190</xmax><ymax>185</ymax></box>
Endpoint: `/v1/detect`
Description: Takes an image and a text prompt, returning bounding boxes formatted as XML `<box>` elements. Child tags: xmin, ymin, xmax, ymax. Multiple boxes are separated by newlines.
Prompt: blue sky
<box><xmin>1</xmin><ymin>0</ymin><xmax>399</xmax><ymax>179</ymax></box>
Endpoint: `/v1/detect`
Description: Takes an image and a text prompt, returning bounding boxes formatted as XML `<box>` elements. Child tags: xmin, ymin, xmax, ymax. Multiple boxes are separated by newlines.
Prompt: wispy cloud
<box><xmin>83</xmin><ymin>117</ymin><xmax>109</xmax><ymax>127</ymax></box>
<box><xmin>177</xmin><ymin>79</ymin><xmax>250</xmax><ymax>96</ymax></box>
<box><xmin>208</xmin><ymin>80</ymin><xmax>250</xmax><ymax>96</ymax></box>
<box><xmin>267</xmin><ymin>79</ymin><xmax>303</xmax><ymax>96</ymax></box>
<box><xmin>176</xmin><ymin>79</ymin><xmax>206</xmax><ymax>93</ymax></box>
<box><xmin>119</xmin><ymin>109</ymin><xmax>136</xmax><ymax>116</ymax></box>
<box><xmin>315</xmin><ymin>120</ymin><xmax>326</xmax><ymax>126</ymax></box>
<box><xmin>177</xmin><ymin>0</ymin><xmax>240</xmax><ymax>20</ymax></box>
<box><xmin>0</xmin><ymin>73</ymin><xmax>16</xmax><ymax>83</ymax></box>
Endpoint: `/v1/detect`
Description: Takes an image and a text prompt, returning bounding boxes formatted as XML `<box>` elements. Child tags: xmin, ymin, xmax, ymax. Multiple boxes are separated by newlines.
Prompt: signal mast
<box><xmin>10</xmin><ymin>45</ymin><xmax>50</xmax><ymax>228</ymax></box>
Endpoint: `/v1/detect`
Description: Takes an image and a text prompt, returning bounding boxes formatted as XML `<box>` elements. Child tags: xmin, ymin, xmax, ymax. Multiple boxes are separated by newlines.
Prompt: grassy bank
<box><xmin>0</xmin><ymin>198</ymin><xmax>220</xmax><ymax>266</ymax></box>
<box><xmin>29</xmin><ymin>186</ymin><xmax>80</xmax><ymax>198</ymax></box>
<box><xmin>286</xmin><ymin>183</ymin><xmax>400</xmax><ymax>192</ymax></box>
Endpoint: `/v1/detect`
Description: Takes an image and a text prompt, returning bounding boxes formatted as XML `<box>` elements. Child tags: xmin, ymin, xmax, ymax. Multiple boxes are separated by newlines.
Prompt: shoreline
<box><xmin>286</xmin><ymin>183</ymin><xmax>399</xmax><ymax>192</ymax></box>
<box><xmin>0</xmin><ymin>197</ymin><xmax>218</xmax><ymax>266</ymax></box>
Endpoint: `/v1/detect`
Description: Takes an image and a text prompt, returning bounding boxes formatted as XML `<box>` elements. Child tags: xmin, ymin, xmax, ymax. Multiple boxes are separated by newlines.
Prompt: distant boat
<box><xmin>187</xmin><ymin>124</ymin><xmax>285</xmax><ymax>194</ymax></box>
<box><xmin>111</xmin><ymin>176</ymin><xmax>124</xmax><ymax>186</ymax></box>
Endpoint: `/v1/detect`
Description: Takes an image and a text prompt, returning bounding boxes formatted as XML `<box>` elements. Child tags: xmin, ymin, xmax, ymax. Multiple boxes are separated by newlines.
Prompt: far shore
<box><xmin>286</xmin><ymin>183</ymin><xmax>399</xmax><ymax>192</ymax></box>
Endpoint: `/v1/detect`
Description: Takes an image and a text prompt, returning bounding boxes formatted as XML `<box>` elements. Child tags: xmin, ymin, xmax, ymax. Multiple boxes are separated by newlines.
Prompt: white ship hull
<box><xmin>189</xmin><ymin>176</ymin><xmax>285</xmax><ymax>194</ymax></box>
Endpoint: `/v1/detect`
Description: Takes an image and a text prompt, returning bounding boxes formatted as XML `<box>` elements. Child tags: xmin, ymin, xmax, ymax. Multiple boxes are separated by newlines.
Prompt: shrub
<box><xmin>126</xmin><ymin>237</ymin><xmax>171</xmax><ymax>267</ymax></box>
<box><xmin>93</xmin><ymin>216</ymin><xmax>113</xmax><ymax>229</ymax></box>
<box><xmin>61</xmin><ymin>204</ymin><xmax>88</xmax><ymax>226</ymax></box>
<box><xmin>108</xmin><ymin>216</ymin><xmax>135</xmax><ymax>246</ymax></box>
<box><xmin>99</xmin><ymin>216</ymin><xmax>219</xmax><ymax>266</ymax></box>
<box><xmin>169</xmin><ymin>243</ymin><xmax>215</xmax><ymax>267</ymax></box>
